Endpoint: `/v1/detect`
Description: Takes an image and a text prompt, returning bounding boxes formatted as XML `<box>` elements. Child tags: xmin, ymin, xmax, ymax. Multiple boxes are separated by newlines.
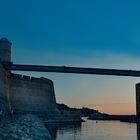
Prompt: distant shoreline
<box><xmin>88</xmin><ymin>114</ymin><xmax>138</xmax><ymax>123</ymax></box>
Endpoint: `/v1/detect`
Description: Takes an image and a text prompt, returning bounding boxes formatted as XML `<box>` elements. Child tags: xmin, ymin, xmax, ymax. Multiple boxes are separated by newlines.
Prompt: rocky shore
<box><xmin>0</xmin><ymin>114</ymin><xmax>53</xmax><ymax>140</ymax></box>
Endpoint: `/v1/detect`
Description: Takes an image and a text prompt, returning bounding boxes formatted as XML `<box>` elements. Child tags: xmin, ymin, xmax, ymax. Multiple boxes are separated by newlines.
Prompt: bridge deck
<box><xmin>2</xmin><ymin>63</ymin><xmax>140</xmax><ymax>77</ymax></box>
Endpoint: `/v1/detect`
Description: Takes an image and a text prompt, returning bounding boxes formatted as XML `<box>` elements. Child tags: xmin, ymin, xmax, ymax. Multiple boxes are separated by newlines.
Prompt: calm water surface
<box><xmin>46</xmin><ymin>118</ymin><xmax>140</xmax><ymax>140</ymax></box>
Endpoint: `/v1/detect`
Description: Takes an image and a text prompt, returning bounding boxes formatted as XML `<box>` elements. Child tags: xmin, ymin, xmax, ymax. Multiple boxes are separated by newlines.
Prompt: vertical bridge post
<box><xmin>136</xmin><ymin>83</ymin><xmax>140</xmax><ymax>119</ymax></box>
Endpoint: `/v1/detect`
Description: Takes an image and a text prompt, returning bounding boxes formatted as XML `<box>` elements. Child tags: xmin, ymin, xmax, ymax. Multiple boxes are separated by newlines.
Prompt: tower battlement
<box><xmin>8</xmin><ymin>73</ymin><xmax>53</xmax><ymax>85</ymax></box>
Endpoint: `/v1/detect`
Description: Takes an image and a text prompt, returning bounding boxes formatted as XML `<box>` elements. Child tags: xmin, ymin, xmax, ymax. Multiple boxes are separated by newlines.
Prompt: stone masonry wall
<box><xmin>8</xmin><ymin>73</ymin><xmax>58</xmax><ymax>117</ymax></box>
<box><xmin>0</xmin><ymin>64</ymin><xmax>10</xmax><ymax>114</ymax></box>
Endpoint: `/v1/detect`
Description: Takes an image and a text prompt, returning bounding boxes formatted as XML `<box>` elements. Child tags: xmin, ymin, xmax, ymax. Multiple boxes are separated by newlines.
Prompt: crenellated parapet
<box><xmin>8</xmin><ymin>73</ymin><xmax>53</xmax><ymax>85</ymax></box>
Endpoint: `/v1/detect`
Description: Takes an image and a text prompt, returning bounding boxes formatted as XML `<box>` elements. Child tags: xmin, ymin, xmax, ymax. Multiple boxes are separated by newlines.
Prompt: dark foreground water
<box><xmin>46</xmin><ymin>117</ymin><xmax>140</xmax><ymax>140</ymax></box>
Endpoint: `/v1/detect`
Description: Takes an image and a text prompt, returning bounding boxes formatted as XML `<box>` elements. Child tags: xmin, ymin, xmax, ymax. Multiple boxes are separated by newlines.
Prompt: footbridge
<box><xmin>2</xmin><ymin>62</ymin><xmax>140</xmax><ymax>77</ymax></box>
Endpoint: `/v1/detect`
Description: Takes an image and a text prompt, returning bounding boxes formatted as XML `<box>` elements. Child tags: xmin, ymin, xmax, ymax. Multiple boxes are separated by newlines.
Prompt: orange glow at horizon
<box><xmin>70</xmin><ymin>103</ymin><xmax>136</xmax><ymax>115</ymax></box>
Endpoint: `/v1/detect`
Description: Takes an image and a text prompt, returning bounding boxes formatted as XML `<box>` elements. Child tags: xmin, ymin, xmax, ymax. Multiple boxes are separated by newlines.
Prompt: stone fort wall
<box><xmin>0</xmin><ymin>38</ymin><xmax>82</xmax><ymax>122</ymax></box>
<box><xmin>0</xmin><ymin>64</ymin><xmax>10</xmax><ymax>114</ymax></box>
<box><xmin>8</xmin><ymin>73</ymin><xmax>58</xmax><ymax>116</ymax></box>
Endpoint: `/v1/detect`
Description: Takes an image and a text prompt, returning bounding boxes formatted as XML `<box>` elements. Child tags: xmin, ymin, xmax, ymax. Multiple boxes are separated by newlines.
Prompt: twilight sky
<box><xmin>1</xmin><ymin>0</ymin><xmax>140</xmax><ymax>115</ymax></box>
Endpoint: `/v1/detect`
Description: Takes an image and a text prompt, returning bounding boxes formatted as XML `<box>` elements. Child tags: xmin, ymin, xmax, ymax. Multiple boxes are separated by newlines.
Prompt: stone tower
<box><xmin>0</xmin><ymin>38</ymin><xmax>11</xmax><ymax>114</ymax></box>
<box><xmin>0</xmin><ymin>38</ymin><xmax>12</xmax><ymax>63</ymax></box>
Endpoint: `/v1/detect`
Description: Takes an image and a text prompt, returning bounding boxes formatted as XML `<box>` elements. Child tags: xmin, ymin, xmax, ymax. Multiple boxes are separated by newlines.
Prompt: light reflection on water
<box><xmin>46</xmin><ymin>118</ymin><xmax>140</xmax><ymax>140</ymax></box>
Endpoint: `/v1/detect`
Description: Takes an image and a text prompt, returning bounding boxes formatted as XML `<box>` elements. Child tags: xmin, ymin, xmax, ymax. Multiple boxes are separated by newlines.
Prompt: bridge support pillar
<box><xmin>136</xmin><ymin>83</ymin><xmax>140</xmax><ymax>119</ymax></box>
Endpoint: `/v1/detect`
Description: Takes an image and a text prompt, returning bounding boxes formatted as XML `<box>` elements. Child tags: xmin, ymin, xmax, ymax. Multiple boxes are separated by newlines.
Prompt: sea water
<box><xmin>46</xmin><ymin>117</ymin><xmax>139</xmax><ymax>140</ymax></box>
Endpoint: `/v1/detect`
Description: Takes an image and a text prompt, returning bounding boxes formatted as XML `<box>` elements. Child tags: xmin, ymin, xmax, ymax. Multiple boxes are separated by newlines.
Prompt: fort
<box><xmin>0</xmin><ymin>38</ymin><xmax>81</xmax><ymax>122</ymax></box>
<box><xmin>1</xmin><ymin>37</ymin><xmax>140</xmax><ymax>122</ymax></box>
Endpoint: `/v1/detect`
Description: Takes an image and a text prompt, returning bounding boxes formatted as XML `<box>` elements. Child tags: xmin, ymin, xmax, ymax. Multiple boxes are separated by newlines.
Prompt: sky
<box><xmin>0</xmin><ymin>0</ymin><xmax>140</xmax><ymax>115</ymax></box>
